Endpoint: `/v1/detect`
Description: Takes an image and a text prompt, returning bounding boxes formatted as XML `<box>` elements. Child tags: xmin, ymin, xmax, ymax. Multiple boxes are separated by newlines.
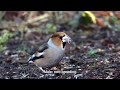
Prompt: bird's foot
<box><xmin>50</xmin><ymin>67</ymin><xmax>58</xmax><ymax>70</ymax></box>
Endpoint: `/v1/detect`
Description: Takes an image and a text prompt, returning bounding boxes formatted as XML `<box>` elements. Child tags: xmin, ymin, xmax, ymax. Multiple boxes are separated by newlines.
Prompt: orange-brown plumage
<box><xmin>51</xmin><ymin>37</ymin><xmax>62</xmax><ymax>47</ymax></box>
<box><xmin>51</xmin><ymin>32</ymin><xmax>66</xmax><ymax>38</ymax></box>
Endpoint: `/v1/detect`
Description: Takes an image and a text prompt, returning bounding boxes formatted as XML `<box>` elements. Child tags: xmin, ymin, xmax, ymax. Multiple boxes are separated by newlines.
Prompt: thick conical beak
<box><xmin>63</xmin><ymin>35</ymin><xmax>71</xmax><ymax>44</ymax></box>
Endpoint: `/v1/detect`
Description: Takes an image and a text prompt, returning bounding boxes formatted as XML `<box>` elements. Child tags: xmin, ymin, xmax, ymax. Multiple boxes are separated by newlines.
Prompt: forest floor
<box><xmin>0</xmin><ymin>28</ymin><xmax>120</xmax><ymax>79</ymax></box>
<box><xmin>0</xmin><ymin>11</ymin><xmax>120</xmax><ymax>79</ymax></box>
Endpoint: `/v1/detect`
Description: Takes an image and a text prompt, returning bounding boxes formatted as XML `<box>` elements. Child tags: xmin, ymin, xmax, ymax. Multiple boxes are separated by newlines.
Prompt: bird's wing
<box><xmin>38</xmin><ymin>43</ymin><xmax>49</xmax><ymax>52</ymax></box>
<box><xmin>28</xmin><ymin>43</ymin><xmax>49</xmax><ymax>62</ymax></box>
<box><xmin>28</xmin><ymin>52</ymin><xmax>45</xmax><ymax>62</ymax></box>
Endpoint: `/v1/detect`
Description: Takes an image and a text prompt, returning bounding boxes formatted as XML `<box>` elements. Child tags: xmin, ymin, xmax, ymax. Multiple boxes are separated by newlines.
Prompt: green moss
<box><xmin>46</xmin><ymin>23</ymin><xmax>56</xmax><ymax>32</ymax></box>
<box><xmin>0</xmin><ymin>30</ymin><xmax>12</xmax><ymax>51</ymax></box>
<box><xmin>87</xmin><ymin>48</ymin><xmax>97</xmax><ymax>57</ymax></box>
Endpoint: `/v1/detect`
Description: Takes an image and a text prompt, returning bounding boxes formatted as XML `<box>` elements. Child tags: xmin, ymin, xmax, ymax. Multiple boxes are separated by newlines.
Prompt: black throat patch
<box><xmin>63</xmin><ymin>42</ymin><xmax>66</xmax><ymax>48</ymax></box>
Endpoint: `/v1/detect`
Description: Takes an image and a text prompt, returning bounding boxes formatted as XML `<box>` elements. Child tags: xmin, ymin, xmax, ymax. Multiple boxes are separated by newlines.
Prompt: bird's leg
<box><xmin>34</xmin><ymin>63</ymin><xmax>46</xmax><ymax>73</ymax></box>
<box><xmin>39</xmin><ymin>67</ymin><xmax>46</xmax><ymax>73</ymax></box>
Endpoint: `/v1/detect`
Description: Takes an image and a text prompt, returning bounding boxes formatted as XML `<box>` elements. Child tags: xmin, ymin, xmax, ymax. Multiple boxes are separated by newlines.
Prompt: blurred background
<box><xmin>0</xmin><ymin>11</ymin><xmax>120</xmax><ymax>79</ymax></box>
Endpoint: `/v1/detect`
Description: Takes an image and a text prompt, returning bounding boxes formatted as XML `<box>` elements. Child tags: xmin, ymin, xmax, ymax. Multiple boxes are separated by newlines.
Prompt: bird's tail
<box><xmin>27</xmin><ymin>56</ymin><xmax>34</xmax><ymax>63</ymax></box>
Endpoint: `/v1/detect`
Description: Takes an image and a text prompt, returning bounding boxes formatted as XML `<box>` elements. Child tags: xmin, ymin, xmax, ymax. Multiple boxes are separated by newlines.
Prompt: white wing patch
<box><xmin>35</xmin><ymin>52</ymin><xmax>44</xmax><ymax>57</ymax></box>
<box><xmin>28</xmin><ymin>52</ymin><xmax>44</xmax><ymax>62</ymax></box>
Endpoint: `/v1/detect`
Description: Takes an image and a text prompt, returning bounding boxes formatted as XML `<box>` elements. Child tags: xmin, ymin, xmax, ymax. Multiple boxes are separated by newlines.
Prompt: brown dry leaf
<box><xmin>114</xmin><ymin>11</ymin><xmax>120</xmax><ymax>19</ymax></box>
<box><xmin>4</xmin><ymin>11</ymin><xmax>30</xmax><ymax>21</ymax></box>
<box><xmin>96</xmin><ymin>18</ymin><xmax>104</xmax><ymax>27</ymax></box>
<box><xmin>4</xmin><ymin>11</ymin><xmax>19</xmax><ymax>20</ymax></box>
<box><xmin>93</xmin><ymin>11</ymin><xmax>112</xmax><ymax>16</ymax></box>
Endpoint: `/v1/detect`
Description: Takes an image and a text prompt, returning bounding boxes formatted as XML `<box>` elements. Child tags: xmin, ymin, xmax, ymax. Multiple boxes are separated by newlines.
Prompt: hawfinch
<box><xmin>28</xmin><ymin>32</ymin><xmax>71</xmax><ymax>72</ymax></box>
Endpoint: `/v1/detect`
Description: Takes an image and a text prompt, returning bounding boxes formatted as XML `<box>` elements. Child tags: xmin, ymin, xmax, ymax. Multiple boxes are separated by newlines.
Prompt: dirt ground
<box><xmin>0</xmin><ymin>27</ymin><xmax>120</xmax><ymax>79</ymax></box>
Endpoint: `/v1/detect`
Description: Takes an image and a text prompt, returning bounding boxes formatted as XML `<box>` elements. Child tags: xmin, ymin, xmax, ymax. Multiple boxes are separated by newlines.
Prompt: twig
<box><xmin>27</xmin><ymin>13</ymin><xmax>49</xmax><ymax>23</ymax></box>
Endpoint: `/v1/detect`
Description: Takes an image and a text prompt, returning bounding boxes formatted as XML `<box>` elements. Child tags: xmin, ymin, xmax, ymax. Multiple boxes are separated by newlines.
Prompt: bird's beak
<box><xmin>63</xmin><ymin>35</ymin><xmax>72</xmax><ymax>44</ymax></box>
<box><xmin>67</xmin><ymin>36</ymin><xmax>71</xmax><ymax>44</ymax></box>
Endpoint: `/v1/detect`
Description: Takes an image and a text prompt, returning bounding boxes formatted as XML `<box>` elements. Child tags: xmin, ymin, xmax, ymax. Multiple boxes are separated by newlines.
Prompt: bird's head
<box><xmin>49</xmin><ymin>32</ymin><xmax>71</xmax><ymax>49</ymax></box>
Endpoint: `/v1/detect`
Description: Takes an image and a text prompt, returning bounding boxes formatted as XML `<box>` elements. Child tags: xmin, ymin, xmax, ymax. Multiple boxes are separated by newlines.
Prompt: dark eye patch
<box><xmin>59</xmin><ymin>36</ymin><xmax>63</xmax><ymax>40</ymax></box>
<box><xmin>59</xmin><ymin>35</ymin><xmax>65</xmax><ymax>40</ymax></box>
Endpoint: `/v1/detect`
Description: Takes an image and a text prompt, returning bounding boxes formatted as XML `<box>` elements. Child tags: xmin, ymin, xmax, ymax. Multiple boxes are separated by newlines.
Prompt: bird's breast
<box><xmin>47</xmin><ymin>48</ymin><xmax>64</xmax><ymax>59</ymax></box>
<box><xmin>45</xmin><ymin>48</ymin><xmax>64</xmax><ymax>66</ymax></box>
<box><xmin>34</xmin><ymin>47</ymin><xmax>65</xmax><ymax>68</ymax></box>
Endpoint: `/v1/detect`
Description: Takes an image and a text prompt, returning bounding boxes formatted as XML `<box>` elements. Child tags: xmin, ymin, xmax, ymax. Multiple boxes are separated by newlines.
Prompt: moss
<box><xmin>0</xmin><ymin>30</ymin><xmax>12</xmax><ymax>51</ymax></box>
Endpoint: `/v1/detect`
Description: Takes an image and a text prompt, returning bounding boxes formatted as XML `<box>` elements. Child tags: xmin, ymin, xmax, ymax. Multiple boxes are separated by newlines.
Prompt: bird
<box><xmin>28</xmin><ymin>32</ymin><xmax>71</xmax><ymax>73</ymax></box>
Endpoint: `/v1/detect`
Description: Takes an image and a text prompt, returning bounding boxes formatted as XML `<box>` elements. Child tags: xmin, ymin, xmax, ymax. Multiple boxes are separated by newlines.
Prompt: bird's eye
<box><xmin>58</xmin><ymin>34</ymin><xmax>65</xmax><ymax>40</ymax></box>
<box><xmin>59</xmin><ymin>36</ymin><xmax>63</xmax><ymax>40</ymax></box>
<box><xmin>59</xmin><ymin>35</ymin><xmax>65</xmax><ymax>40</ymax></box>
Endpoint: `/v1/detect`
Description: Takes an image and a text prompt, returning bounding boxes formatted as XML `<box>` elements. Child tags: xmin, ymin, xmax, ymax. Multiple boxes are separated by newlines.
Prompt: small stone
<box><xmin>11</xmin><ymin>54</ymin><xmax>18</xmax><ymax>58</ymax></box>
<box><xmin>5</xmin><ymin>50</ymin><xmax>10</xmax><ymax>55</ymax></box>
